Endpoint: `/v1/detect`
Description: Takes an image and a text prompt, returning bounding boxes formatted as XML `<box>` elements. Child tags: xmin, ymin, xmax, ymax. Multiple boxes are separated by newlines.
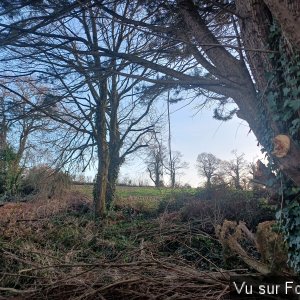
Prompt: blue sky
<box><xmin>118</xmin><ymin>99</ymin><xmax>263</xmax><ymax>187</ymax></box>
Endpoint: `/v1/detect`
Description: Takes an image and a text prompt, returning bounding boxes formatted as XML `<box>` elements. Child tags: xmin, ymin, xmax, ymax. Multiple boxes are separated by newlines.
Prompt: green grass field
<box><xmin>73</xmin><ymin>184</ymin><xmax>195</xmax><ymax>198</ymax></box>
<box><xmin>72</xmin><ymin>184</ymin><xmax>196</xmax><ymax>212</ymax></box>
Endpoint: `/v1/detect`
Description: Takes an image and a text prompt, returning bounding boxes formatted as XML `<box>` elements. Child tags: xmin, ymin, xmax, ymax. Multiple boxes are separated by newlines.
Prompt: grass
<box><xmin>72</xmin><ymin>184</ymin><xmax>195</xmax><ymax>198</ymax></box>
<box><xmin>117</xmin><ymin>185</ymin><xmax>181</xmax><ymax>197</ymax></box>
<box><xmin>72</xmin><ymin>184</ymin><xmax>197</xmax><ymax>213</ymax></box>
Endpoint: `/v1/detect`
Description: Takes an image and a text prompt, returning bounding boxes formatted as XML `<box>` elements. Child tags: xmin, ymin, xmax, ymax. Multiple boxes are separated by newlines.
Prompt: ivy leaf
<box><xmin>273</xmin><ymin>114</ymin><xmax>281</xmax><ymax>121</ymax></box>
<box><xmin>288</xmin><ymin>201</ymin><xmax>299</xmax><ymax>209</ymax></box>
<box><xmin>293</xmin><ymin>236</ymin><xmax>300</xmax><ymax>246</ymax></box>
<box><xmin>288</xmin><ymin>100</ymin><xmax>300</xmax><ymax>111</ymax></box>
<box><xmin>283</xmin><ymin>87</ymin><xmax>291</xmax><ymax>96</ymax></box>
<box><xmin>283</xmin><ymin>110</ymin><xmax>293</xmax><ymax>121</ymax></box>
<box><xmin>267</xmin><ymin>92</ymin><xmax>276</xmax><ymax>106</ymax></box>
<box><xmin>289</xmin><ymin>78</ymin><xmax>298</xmax><ymax>85</ymax></box>
<box><xmin>292</xmin><ymin>187</ymin><xmax>300</xmax><ymax>194</ymax></box>
<box><xmin>292</xmin><ymin>87</ymin><xmax>300</xmax><ymax>98</ymax></box>
<box><xmin>275</xmin><ymin>210</ymin><xmax>282</xmax><ymax>219</ymax></box>
<box><xmin>265</xmin><ymin>71</ymin><xmax>274</xmax><ymax>80</ymax></box>
<box><xmin>290</xmin><ymin>118</ymin><xmax>300</xmax><ymax>135</ymax></box>
<box><xmin>288</xmin><ymin>65</ymin><xmax>298</xmax><ymax>73</ymax></box>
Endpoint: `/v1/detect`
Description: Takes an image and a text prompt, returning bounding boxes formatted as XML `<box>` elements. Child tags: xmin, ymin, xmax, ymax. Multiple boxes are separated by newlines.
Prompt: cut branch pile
<box><xmin>0</xmin><ymin>246</ymin><xmax>231</xmax><ymax>300</ymax></box>
<box><xmin>0</xmin><ymin>193</ymin><xmax>251</xmax><ymax>299</ymax></box>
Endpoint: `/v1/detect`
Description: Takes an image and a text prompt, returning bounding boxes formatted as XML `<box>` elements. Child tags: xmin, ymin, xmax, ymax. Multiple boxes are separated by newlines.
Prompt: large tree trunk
<box><xmin>236</xmin><ymin>0</ymin><xmax>300</xmax><ymax>187</ymax></box>
<box><xmin>106</xmin><ymin>155</ymin><xmax>120</xmax><ymax>209</ymax></box>
<box><xmin>0</xmin><ymin>108</ymin><xmax>7</xmax><ymax>151</ymax></box>
<box><xmin>177</xmin><ymin>0</ymin><xmax>265</xmax><ymax>139</ymax></box>
<box><xmin>94</xmin><ymin>150</ymin><xmax>109</xmax><ymax>218</ymax></box>
<box><xmin>0</xmin><ymin>129</ymin><xmax>7</xmax><ymax>151</ymax></box>
<box><xmin>171</xmin><ymin>171</ymin><xmax>175</xmax><ymax>189</ymax></box>
<box><xmin>94</xmin><ymin>80</ymin><xmax>109</xmax><ymax>219</ymax></box>
<box><xmin>106</xmin><ymin>73</ymin><xmax>122</xmax><ymax>209</ymax></box>
<box><xmin>235</xmin><ymin>0</ymin><xmax>273</xmax><ymax>92</ymax></box>
<box><xmin>263</xmin><ymin>0</ymin><xmax>300</xmax><ymax>52</ymax></box>
<box><xmin>106</xmin><ymin>114</ymin><xmax>122</xmax><ymax>210</ymax></box>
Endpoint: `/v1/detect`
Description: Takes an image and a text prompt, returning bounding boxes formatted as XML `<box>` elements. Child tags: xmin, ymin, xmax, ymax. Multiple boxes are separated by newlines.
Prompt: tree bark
<box><xmin>0</xmin><ymin>104</ymin><xmax>8</xmax><ymax>151</ymax></box>
<box><xmin>264</xmin><ymin>0</ymin><xmax>300</xmax><ymax>52</ymax></box>
<box><xmin>178</xmin><ymin>0</ymin><xmax>265</xmax><ymax>139</ymax></box>
<box><xmin>94</xmin><ymin>80</ymin><xmax>109</xmax><ymax>219</ymax></box>
<box><xmin>106</xmin><ymin>100</ymin><xmax>121</xmax><ymax>210</ymax></box>
<box><xmin>106</xmin><ymin>71</ymin><xmax>122</xmax><ymax>209</ymax></box>
<box><xmin>235</xmin><ymin>0</ymin><xmax>273</xmax><ymax>92</ymax></box>
<box><xmin>94</xmin><ymin>152</ymin><xmax>109</xmax><ymax>218</ymax></box>
<box><xmin>236</xmin><ymin>0</ymin><xmax>300</xmax><ymax>187</ymax></box>
<box><xmin>106</xmin><ymin>155</ymin><xmax>120</xmax><ymax>209</ymax></box>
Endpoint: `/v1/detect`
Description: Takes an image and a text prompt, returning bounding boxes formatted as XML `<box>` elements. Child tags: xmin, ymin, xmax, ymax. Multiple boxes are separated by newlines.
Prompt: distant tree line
<box><xmin>196</xmin><ymin>151</ymin><xmax>252</xmax><ymax>191</ymax></box>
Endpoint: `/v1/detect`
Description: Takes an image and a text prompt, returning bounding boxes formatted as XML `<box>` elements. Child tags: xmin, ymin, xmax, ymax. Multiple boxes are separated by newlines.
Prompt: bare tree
<box><xmin>196</xmin><ymin>152</ymin><xmax>221</xmax><ymax>189</ymax></box>
<box><xmin>165</xmin><ymin>151</ymin><xmax>188</xmax><ymax>188</ymax></box>
<box><xmin>0</xmin><ymin>0</ymin><xmax>164</xmax><ymax>217</ymax></box>
<box><xmin>146</xmin><ymin>140</ymin><xmax>166</xmax><ymax>188</ymax></box>
<box><xmin>224</xmin><ymin>150</ymin><xmax>249</xmax><ymax>190</ymax></box>
<box><xmin>0</xmin><ymin>79</ymin><xmax>59</xmax><ymax>195</ymax></box>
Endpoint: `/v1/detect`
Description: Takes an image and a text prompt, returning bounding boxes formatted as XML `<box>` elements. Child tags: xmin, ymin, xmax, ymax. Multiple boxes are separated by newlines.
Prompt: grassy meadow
<box><xmin>73</xmin><ymin>184</ymin><xmax>197</xmax><ymax>212</ymax></box>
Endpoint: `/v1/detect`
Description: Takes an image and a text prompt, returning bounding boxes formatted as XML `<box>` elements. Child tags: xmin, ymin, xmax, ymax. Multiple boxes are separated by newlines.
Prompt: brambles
<box><xmin>20</xmin><ymin>165</ymin><xmax>71</xmax><ymax>199</ymax></box>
